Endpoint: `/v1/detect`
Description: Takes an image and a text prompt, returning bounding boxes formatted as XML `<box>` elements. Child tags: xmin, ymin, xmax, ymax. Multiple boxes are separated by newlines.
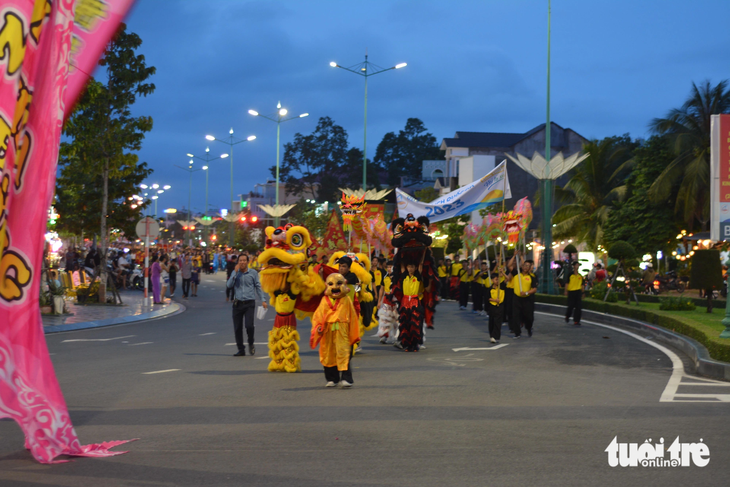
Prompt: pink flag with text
<box><xmin>0</xmin><ymin>0</ymin><xmax>134</xmax><ymax>463</ymax></box>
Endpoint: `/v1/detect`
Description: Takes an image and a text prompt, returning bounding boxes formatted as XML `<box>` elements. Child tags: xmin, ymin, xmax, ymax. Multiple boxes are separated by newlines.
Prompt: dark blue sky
<box><xmin>121</xmin><ymin>0</ymin><xmax>730</xmax><ymax>214</ymax></box>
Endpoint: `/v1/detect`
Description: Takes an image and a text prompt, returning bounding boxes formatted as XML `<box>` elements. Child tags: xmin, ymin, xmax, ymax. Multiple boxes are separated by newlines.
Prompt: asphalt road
<box><xmin>1</xmin><ymin>272</ymin><xmax>729</xmax><ymax>486</ymax></box>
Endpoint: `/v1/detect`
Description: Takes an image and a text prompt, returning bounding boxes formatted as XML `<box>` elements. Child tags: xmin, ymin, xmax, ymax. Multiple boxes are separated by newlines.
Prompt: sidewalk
<box><xmin>42</xmin><ymin>290</ymin><xmax>185</xmax><ymax>334</ymax></box>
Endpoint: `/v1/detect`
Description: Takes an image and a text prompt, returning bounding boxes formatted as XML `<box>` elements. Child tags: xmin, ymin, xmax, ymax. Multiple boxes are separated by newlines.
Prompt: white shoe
<box><xmin>325</xmin><ymin>381</ymin><xmax>337</xmax><ymax>388</ymax></box>
<box><xmin>490</xmin><ymin>337</ymin><xmax>496</xmax><ymax>343</ymax></box>
<box><xmin>355</xmin><ymin>347</ymin><xmax>363</xmax><ymax>353</ymax></box>
<box><xmin>419</xmin><ymin>345</ymin><xmax>426</xmax><ymax>350</ymax></box>
<box><xmin>379</xmin><ymin>336</ymin><xmax>387</xmax><ymax>344</ymax></box>
<box><xmin>341</xmin><ymin>380</ymin><xmax>352</xmax><ymax>388</ymax></box>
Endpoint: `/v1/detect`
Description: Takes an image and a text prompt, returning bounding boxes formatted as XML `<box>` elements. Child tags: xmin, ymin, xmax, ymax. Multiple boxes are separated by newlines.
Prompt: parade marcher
<box><xmin>471</xmin><ymin>260</ymin><xmax>485</xmax><ymax>314</ymax></box>
<box><xmin>458</xmin><ymin>258</ymin><xmax>471</xmax><ymax>310</ymax></box>
<box><xmin>191</xmin><ymin>258</ymin><xmax>200</xmax><ymax>297</ymax></box>
<box><xmin>510</xmin><ymin>256</ymin><xmax>538</xmax><ymax>338</ymax></box>
<box><xmin>437</xmin><ymin>259</ymin><xmax>449</xmax><ymax>301</ymax></box>
<box><xmin>450</xmin><ymin>257</ymin><xmax>462</xmax><ymax>302</ymax></box>
<box><xmin>168</xmin><ymin>257</ymin><xmax>178</xmax><ymax>298</ymax></box>
<box><xmin>310</xmin><ymin>273</ymin><xmax>360</xmax><ymax>387</ymax></box>
<box><xmin>226</xmin><ymin>253</ymin><xmax>267</xmax><ymax>357</ymax></box>
<box><xmin>397</xmin><ymin>262</ymin><xmax>424</xmax><ymax>352</ymax></box>
<box><xmin>487</xmin><ymin>272</ymin><xmax>506</xmax><ymax>343</ymax></box>
<box><xmin>504</xmin><ymin>256</ymin><xmax>515</xmax><ymax>325</ymax></box>
<box><xmin>565</xmin><ymin>261</ymin><xmax>584</xmax><ymax>326</ymax></box>
<box><xmin>377</xmin><ymin>260</ymin><xmax>398</xmax><ymax>344</ymax></box>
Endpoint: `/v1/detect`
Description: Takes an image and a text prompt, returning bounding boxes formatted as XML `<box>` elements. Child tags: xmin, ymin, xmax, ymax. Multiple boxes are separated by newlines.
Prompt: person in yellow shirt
<box><xmin>471</xmin><ymin>260</ymin><xmax>485</xmax><ymax>315</ymax></box>
<box><xmin>397</xmin><ymin>263</ymin><xmax>424</xmax><ymax>352</ymax></box>
<box><xmin>487</xmin><ymin>276</ymin><xmax>506</xmax><ymax>343</ymax></box>
<box><xmin>504</xmin><ymin>254</ymin><xmax>516</xmax><ymax>325</ymax></box>
<box><xmin>564</xmin><ymin>261</ymin><xmax>584</xmax><ymax>326</ymax></box>
<box><xmin>437</xmin><ymin>259</ymin><xmax>449</xmax><ymax>301</ymax></box>
<box><xmin>509</xmin><ymin>256</ymin><xmax>538</xmax><ymax>338</ymax></box>
<box><xmin>458</xmin><ymin>258</ymin><xmax>471</xmax><ymax>309</ymax></box>
<box><xmin>450</xmin><ymin>258</ymin><xmax>462</xmax><ymax>302</ymax></box>
<box><xmin>377</xmin><ymin>260</ymin><xmax>397</xmax><ymax>344</ymax></box>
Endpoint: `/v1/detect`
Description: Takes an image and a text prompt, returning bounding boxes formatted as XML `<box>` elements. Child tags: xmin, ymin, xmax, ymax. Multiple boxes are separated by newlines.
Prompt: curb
<box><xmin>535</xmin><ymin>303</ymin><xmax>730</xmax><ymax>381</ymax></box>
<box><xmin>43</xmin><ymin>302</ymin><xmax>187</xmax><ymax>334</ymax></box>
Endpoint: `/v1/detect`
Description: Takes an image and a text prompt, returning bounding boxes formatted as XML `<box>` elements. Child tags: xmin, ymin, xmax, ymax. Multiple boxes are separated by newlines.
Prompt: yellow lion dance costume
<box><xmin>322</xmin><ymin>251</ymin><xmax>378</xmax><ymax>339</ymax></box>
<box><xmin>257</xmin><ymin>223</ymin><xmax>325</xmax><ymax>372</ymax></box>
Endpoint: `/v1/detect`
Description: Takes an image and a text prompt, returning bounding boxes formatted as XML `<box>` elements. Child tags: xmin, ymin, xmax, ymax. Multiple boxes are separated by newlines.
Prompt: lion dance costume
<box><xmin>389</xmin><ymin>214</ymin><xmax>440</xmax><ymax>351</ymax></box>
<box><xmin>257</xmin><ymin>224</ymin><xmax>325</xmax><ymax>372</ymax></box>
<box><xmin>310</xmin><ymin>273</ymin><xmax>361</xmax><ymax>386</ymax></box>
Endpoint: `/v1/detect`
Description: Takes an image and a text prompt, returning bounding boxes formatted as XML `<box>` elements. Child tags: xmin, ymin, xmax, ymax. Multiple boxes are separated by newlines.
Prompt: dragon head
<box><xmin>257</xmin><ymin>223</ymin><xmax>313</xmax><ymax>293</ymax></box>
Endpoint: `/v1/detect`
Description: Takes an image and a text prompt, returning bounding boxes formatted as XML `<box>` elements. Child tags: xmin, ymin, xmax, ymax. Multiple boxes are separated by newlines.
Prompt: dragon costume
<box><xmin>257</xmin><ymin>223</ymin><xmax>325</xmax><ymax>372</ymax></box>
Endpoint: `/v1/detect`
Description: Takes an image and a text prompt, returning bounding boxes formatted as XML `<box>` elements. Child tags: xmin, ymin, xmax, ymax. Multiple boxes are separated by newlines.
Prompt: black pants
<box><xmin>440</xmin><ymin>277</ymin><xmax>449</xmax><ymax>300</ymax></box>
<box><xmin>566</xmin><ymin>290</ymin><xmax>582</xmax><ymax>323</ymax></box>
<box><xmin>182</xmin><ymin>278</ymin><xmax>191</xmax><ymax>297</ymax></box>
<box><xmin>488</xmin><ymin>304</ymin><xmax>503</xmax><ymax>340</ymax></box>
<box><xmin>504</xmin><ymin>288</ymin><xmax>513</xmax><ymax>323</ymax></box>
<box><xmin>472</xmin><ymin>282</ymin><xmax>483</xmax><ymax>311</ymax></box>
<box><xmin>324</xmin><ymin>348</ymin><xmax>353</xmax><ymax>384</ymax></box>
<box><xmin>169</xmin><ymin>275</ymin><xmax>177</xmax><ymax>295</ymax></box>
<box><xmin>511</xmin><ymin>297</ymin><xmax>534</xmax><ymax>336</ymax></box>
<box><xmin>232</xmin><ymin>300</ymin><xmax>255</xmax><ymax>352</ymax></box>
<box><xmin>459</xmin><ymin>282</ymin><xmax>470</xmax><ymax>308</ymax></box>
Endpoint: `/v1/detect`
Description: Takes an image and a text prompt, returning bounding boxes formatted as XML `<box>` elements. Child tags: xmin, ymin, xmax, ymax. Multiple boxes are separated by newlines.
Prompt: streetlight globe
<box><xmin>247</xmin><ymin>135</ymin><xmax>256</xmax><ymax>141</ymax></box>
<box><xmin>248</xmin><ymin>109</ymin><xmax>259</xmax><ymax>116</ymax></box>
<box><xmin>152</xmin><ymin>183</ymin><xmax>159</xmax><ymax>189</ymax></box>
<box><xmin>205</xmin><ymin>147</ymin><xmax>210</xmax><ymax>153</ymax></box>
<box><xmin>299</xmin><ymin>113</ymin><xmax>309</xmax><ymax>118</ymax></box>
<box><xmin>202</xmin><ymin>165</ymin><xmax>208</xmax><ymax>170</ymax></box>
<box><xmin>158</xmin><ymin>189</ymin><xmax>164</xmax><ymax>194</ymax></box>
<box><xmin>186</xmin><ymin>153</ymin><xmax>194</xmax><ymax>157</ymax></box>
<box><xmin>205</xmin><ymin>135</ymin><xmax>215</xmax><ymax>141</ymax></box>
<box><xmin>189</xmin><ymin>160</ymin><xmax>194</xmax><ymax>165</ymax></box>
<box><xmin>279</xmin><ymin>108</ymin><xmax>288</xmax><ymax>116</ymax></box>
<box><xmin>395</xmin><ymin>62</ymin><xmax>407</xmax><ymax>69</ymax></box>
<box><xmin>330</xmin><ymin>61</ymin><xmax>337</xmax><ymax>67</ymax></box>
<box><xmin>140</xmin><ymin>184</ymin><xmax>148</xmax><ymax>189</ymax></box>
<box><xmin>221</xmin><ymin>154</ymin><xmax>229</xmax><ymax>159</ymax></box>
<box><xmin>152</xmin><ymin>196</ymin><xmax>158</xmax><ymax>200</ymax></box>
<box><xmin>163</xmin><ymin>185</ymin><xmax>171</xmax><ymax>190</ymax></box>
<box><xmin>229</xmin><ymin>128</ymin><xmax>234</xmax><ymax>134</ymax></box>
<box><xmin>128</xmin><ymin>196</ymin><xmax>134</xmax><ymax>200</ymax></box>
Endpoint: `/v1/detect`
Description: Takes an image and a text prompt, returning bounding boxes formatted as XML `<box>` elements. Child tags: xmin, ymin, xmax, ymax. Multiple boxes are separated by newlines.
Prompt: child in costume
<box><xmin>377</xmin><ymin>260</ymin><xmax>398</xmax><ymax>344</ymax></box>
<box><xmin>311</xmin><ymin>273</ymin><xmax>361</xmax><ymax>388</ymax></box>
<box><xmin>397</xmin><ymin>262</ymin><xmax>424</xmax><ymax>352</ymax></box>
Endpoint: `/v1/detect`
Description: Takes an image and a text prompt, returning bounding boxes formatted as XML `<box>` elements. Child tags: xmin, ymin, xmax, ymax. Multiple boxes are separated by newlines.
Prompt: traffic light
<box><xmin>241</xmin><ymin>200</ymin><xmax>248</xmax><ymax>209</ymax></box>
<box><xmin>251</xmin><ymin>216</ymin><xmax>258</xmax><ymax>223</ymax></box>
<box><xmin>211</xmin><ymin>234</ymin><xmax>217</xmax><ymax>241</ymax></box>
<box><xmin>240</xmin><ymin>216</ymin><xmax>247</xmax><ymax>223</ymax></box>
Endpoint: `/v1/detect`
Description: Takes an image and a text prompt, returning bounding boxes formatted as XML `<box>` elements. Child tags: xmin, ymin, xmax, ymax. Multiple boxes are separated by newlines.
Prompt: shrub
<box><xmin>608</xmin><ymin>241</ymin><xmax>636</xmax><ymax>261</ymax></box>
<box><xmin>659</xmin><ymin>296</ymin><xmax>696</xmax><ymax>311</ymax></box>
<box><xmin>589</xmin><ymin>281</ymin><xmax>618</xmax><ymax>302</ymax></box>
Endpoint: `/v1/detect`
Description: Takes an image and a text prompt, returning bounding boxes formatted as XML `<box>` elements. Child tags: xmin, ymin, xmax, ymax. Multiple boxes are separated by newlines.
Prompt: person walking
<box><xmin>458</xmin><ymin>259</ymin><xmax>471</xmax><ymax>310</ymax></box>
<box><xmin>169</xmin><ymin>257</ymin><xmax>178</xmax><ymax>298</ymax></box>
<box><xmin>159</xmin><ymin>254</ymin><xmax>170</xmax><ymax>301</ymax></box>
<box><xmin>227</xmin><ymin>254</ymin><xmax>267</xmax><ymax>356</ymax></box>
<box><xmin>565</xmin><ymin>261</ymin><xmax>584</xmax><ymax>326</ymax></box>
<box><xmin>180</xmin><ymin>252</ymin><xmax>192</xmax><ymax>299</ymax></box>
<box><xmin>509</xmin><ymin>255</ymin><xmax>538</xmax><ymax>338</ymax></box>
<box><xmin>472</xmin><ymin>260</ymin><xmax>485</xmax><ymax>314</ymax></box>
<box><xmin>487</xmin><ymin>274</ymin><xmax>505</xmax><ymax>343</ymax></box>
<box><xmin>450</xmin><ymin>258</ymin><xmax>462</xmax><ymax>302</ymax></box>
<box><xmin>437</xmin><ymin>259</ymin><xmax>449</xmax><ymax>301</ymax></box>
<box><xmin>150</xmin><ymin>255</ymin><xmax>162</xmax><ymax>304</ymax></box>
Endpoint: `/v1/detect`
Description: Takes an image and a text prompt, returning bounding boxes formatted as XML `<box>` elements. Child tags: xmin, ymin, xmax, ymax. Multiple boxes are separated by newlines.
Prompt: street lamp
<box><xmin>205</xmin><ymin>129</ymin><xmax>255</xmax><ymax>246</ymax></box>
<box><xmin>249</xmin><ymin>102</ymin><xmax>309</xmax><ymax>226</ymax></box>
<box><xmin>139</xmin><ymin>183</ymin><xmax>171</xmax><ymax>218</ymax></box>
<box><xmin>330</xmin><ymin>52</ymin><xmax>406</xmax><ymax>190</ymax></box>
<box><xmin>175</xmin><ymin>160</ymin><xmax>204</xmax><ymax>245</ymax></box>
<box><xmin>187</xmin><ymin>147</ymin><xmax>228</xmax><ymax>221</ymax></box>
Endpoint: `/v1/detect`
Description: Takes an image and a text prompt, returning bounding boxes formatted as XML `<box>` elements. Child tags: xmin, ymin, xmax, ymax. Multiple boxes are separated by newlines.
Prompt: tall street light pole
<box><xmin>205</xmin><ymin>129</ymin><xmax>255</xmax><ymax>247</ymax></box>
<box><xmin>540</xmin><ymin>0</ymin><xmax>555</xmax><ymax>294</ymax></box>
<box><xmin>140</xmin><ymin>183</ymin><xmax>171</xmax><ymax>218</ymax></box>
<box><xmin>187</xmin><ymin>147</ymin><xmax>229</xmax><ymax>242</ymax></box>
<box><xmin>249</xmin><ymin>103</ymin><xmax>308</xmax><ymax>226</ymax></box>
<box><xmin>175</xmin><ymin>160</ymin><xmax>203</xmax><ymax>246</ymax></box>
<box><xmin>330</xmin><ymin>53</ymin><xmax>407</xmax><ymax>190</ymax></box>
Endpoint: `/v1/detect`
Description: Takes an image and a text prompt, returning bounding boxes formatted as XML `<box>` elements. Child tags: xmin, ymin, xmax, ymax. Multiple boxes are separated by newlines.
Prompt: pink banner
<box><xmin>0</xmin><ymin>0</ymin><xmax>132</xmax><ymax>463</ymax></box>
<box><xmin>64</xmin><ymin>0</ymin><xmax>136</xmax><ymax>115</ymax></box>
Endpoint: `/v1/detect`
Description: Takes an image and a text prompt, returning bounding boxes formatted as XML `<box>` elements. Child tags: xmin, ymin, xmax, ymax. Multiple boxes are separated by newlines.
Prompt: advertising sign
<box><xmin>710</xmin><ymin>114</ymin><xmax>730</xmax><ymax>241</ymax></box>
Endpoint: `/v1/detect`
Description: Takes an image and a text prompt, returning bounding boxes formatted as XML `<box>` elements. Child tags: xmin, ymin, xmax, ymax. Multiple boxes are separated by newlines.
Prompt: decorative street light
<box><xmin>330</xmin><ymin>52</ymin><xmax>406</xmax><ymax>190</ymax></box>
<box><xmin>139</xmin><ymin>183</ymin><xmax>171</xmax><ymax>217</ymax></box>
<box><xmin>205</xmin><ymin>129</ymin><xmax>255</xmax><ymax>246</ymax></box>
<box><xmin>174</xmin><ymin>159</ymin><xmax>204</xmax><ymax>245</ymax></box>
<box><xmin>187</xmin><ymin>147</ymin><xmax>228</xmax><ymax>228</ymax></box>
<box><xmin>249</xmin><ymin>102</ymin><xmax>308</xmax><ymax>226</ymax></box>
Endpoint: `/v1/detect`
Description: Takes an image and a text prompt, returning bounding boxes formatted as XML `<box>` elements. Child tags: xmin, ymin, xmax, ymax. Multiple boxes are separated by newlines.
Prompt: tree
<box><xmin>59</xmin><ymin>24</ymin><xmax>155</xmax><ymax>301</ymax></box>
<box><xmin>275</xmin><ymin>117</ymin><xmax>350</xmax><ymax>203</ymax></box>
<box><xmin>374</xmin><ymin>118</ymin><xmax>443</xmax><ymax>187</ymax></box>
<box><xmin>603</xmin><ymin>135</ymin><xmax>681</xmax><ymax>255</ymax></box>
<box><xmin>284</xmin><ymin>198</ymin><xmax>330</xmax><ymax>241</ymax></box>
<box><xmin>414</xmin><ymin>187</ymin><xmax>439</xmax><ymax>202</ymax></box>
<box><xmin>649</xmin><ymin>80</ymin><xmax>730</xmax><ymax>230</ymax></box>
<box><xmin>552</xmin><ymin>135</ymin><xmax>637</xmax><ymax>251</ymax></box>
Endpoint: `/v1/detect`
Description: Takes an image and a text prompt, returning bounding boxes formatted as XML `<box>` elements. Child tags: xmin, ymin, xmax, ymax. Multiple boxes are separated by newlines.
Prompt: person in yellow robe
<box><xmin>310</xmin><ymin>273</ymin><xmax>361</xmax><ymax>387</ymax></box>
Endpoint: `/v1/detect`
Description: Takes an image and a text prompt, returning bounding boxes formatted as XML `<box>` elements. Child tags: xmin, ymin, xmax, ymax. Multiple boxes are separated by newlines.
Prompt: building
<box><xmin>439</xmin><ymin>122</ymin><xmax>588</xmax><ymax>228</ymax></box>
<box><xmin>238</xmin><ymin>180</ymin><xmax>320</xmax><ymax>226</ymax></box>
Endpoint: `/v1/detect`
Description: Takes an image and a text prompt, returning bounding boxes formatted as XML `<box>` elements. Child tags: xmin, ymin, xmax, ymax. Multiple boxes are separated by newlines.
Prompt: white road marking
<box><xmin>535</xmin><ymin>311</ymin><xmax>730</xmax><ymax>403</ymax></box>
<box><xmin>427</xmin><ymin>357</ymin><xmax>484</xmax><ymax>367</ymax></box>
<box><xmin>62</xmin><ymin>335</ymin><xmax>136</xmax><ymax>343</ymax></box>
<box><xmin>225</xmin><ymin>342</ymin><xmax>268</xmax><ymax>346</ymax></box>
<box><xmin>129</xmin><ymin>342</ymin><xmax>153</xmax><ymax>346</ymax></box>
<box><xmin>142</xmin><ymin>369</ymin><xmax>180</xmax><ymax>375</ymax></box>
<box><xmin>453</xmin><ymin>345</ymin><xmax>509</xmax><ymax>352</ymax></box>
<box><xmin>199</xmin><ymin>332</ymin><xmax>217</xmax><ymax>336</ymax></box>
<box><xmin>255</xmin><ymin>357</ymin><xmax>269</xmax><ymax>360</ymax></box>
<box><xmin>204</xmin><ymin>280</ymin><xmax>215</xmax><ymax>283</ymax></box>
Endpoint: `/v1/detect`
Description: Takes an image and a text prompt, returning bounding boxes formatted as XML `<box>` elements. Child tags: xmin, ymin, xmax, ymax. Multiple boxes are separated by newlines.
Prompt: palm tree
<box><xmin>551</xmin><ymin>136</ymin><xmax>635</xmax><ymax>250</ymax></box>
<box><xmin>649</xmin><ymin>80</ymin><xmax>730</xmax><ymax>230</ymax></box>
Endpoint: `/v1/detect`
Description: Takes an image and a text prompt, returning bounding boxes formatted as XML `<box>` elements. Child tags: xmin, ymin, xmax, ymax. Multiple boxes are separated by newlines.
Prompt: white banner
<box><xmin>396</xmin><ymin>160</ymin><xmax>511</xmax><ymax>223</ymax></box>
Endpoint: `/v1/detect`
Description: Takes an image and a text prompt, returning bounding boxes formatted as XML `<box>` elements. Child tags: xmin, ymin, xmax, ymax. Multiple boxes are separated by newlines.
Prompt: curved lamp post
<box><xmin>175</xmin><ymin>160</ymin><xmax>204</xmax><ymax>246</ymax></box>
<box><xmin>249</xmin><ymin>102</ymin><xmax>308</xmax><ymax>226</ymax></box>
<box><xmin>330</xmin><ymin>53</ymin><xmax>406</xmax><ymax>190</ymax></box>
<box><xmin>205</xmin><ymin>129</ymin><xmax>255</xmax><ymax>246</ymax></box>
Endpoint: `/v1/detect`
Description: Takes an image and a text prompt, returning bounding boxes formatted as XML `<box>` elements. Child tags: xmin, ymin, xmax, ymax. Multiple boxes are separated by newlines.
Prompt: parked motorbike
<box><xmin>654</xmin><ymin>271</ymin><xmax>686</xmax><ymax>294</ymax></box>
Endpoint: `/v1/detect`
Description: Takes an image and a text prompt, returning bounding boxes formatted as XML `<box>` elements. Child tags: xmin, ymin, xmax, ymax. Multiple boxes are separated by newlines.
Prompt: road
<box><xmin>1</xmin><ymin>272</ymin><xmax>729</xmax><ymax>486</ymax></box>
